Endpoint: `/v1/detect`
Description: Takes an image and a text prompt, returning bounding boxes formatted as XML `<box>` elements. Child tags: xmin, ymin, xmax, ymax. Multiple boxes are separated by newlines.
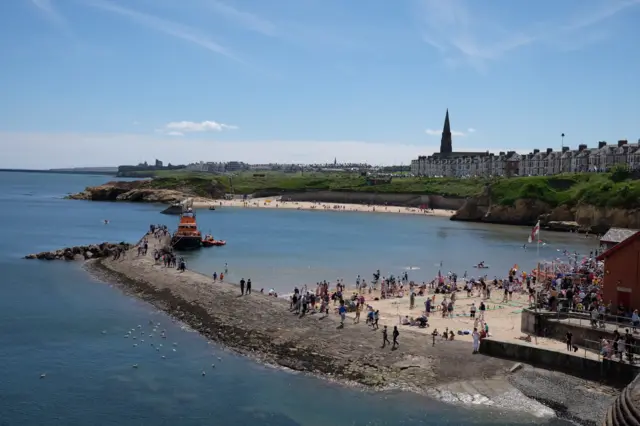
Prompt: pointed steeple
<box><xmin>440</xmin><ymin>109</ymin><xmax>452</xmax><ymax>155</ymax></box>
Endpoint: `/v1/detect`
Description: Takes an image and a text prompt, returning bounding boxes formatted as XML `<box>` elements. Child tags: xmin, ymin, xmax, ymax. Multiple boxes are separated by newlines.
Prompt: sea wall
<box><xmin>480</xmin><ymin>338</ymin><xmax>639</xmax><ymax>387</ymax></box>
<box><xmin>280</xmin><ymin>191</ymin><xmax>465</xmax><ymax>210</ymax></box>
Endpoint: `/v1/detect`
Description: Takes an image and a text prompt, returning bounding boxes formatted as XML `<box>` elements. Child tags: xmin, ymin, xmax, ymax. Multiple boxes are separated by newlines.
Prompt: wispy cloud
<box><xmin>84</xmin><ymin>0</ymin><xmax>237</xmax><ymax>60</ymax></box>
<box><xmin>31</xmin><ymin>0</ymin><xmax>70</xmax><ymax>31</ymax></box>
<box><xmin>160</xmin><ymin>120</ymin><xmax>238</xmax><ymax>136</ymax></box>
<box><xmin>425</xmin><ymin>129</ymin><xmax>468</xmax><ymax>137</ymax></box>
<box><xmin>203</xmin><ymin>0</ymin><xmax>276</xmax><ymax>36</ymax></box>
<box><xmin>417</xmin><ymin>0</ymin><xmax>640</xmax><ymax>68</ymax></box>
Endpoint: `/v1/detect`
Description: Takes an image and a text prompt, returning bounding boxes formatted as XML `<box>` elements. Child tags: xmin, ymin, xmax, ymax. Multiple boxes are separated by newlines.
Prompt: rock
<box><xmin>452</xmin><ymin>193</ymin><xmax>640</xmax><ymax>232</ymax></box>
<box><xmin>25</xmin><ymin>242</ymin><xmax>131</xmax><ymax>261</ymax></box>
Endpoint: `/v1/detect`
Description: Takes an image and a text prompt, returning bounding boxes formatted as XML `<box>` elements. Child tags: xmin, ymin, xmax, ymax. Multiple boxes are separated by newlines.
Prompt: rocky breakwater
<box><xmin>24</xmin><ymin>242</ymin><xmax>130</xmax><ymax>261</ymax></box>
<box><xmin>67</xmin><ymin>180</ymin><xmax>188</xmax><ymax>203</ymax></box>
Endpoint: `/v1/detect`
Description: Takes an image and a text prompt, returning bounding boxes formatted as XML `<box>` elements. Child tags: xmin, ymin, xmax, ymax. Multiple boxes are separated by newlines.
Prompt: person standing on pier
<box><xmin>240</xmin><ymin>278</ymin><xmax>246</xmax><ymax>295</ymax></box>
<box><xmin>246</xmin><ymin>279</ymin><xmax>252</xmax><ymax>294</ymax></box>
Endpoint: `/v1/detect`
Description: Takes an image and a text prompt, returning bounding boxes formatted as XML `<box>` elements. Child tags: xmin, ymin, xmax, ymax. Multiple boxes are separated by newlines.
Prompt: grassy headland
<box><xmin>131</xmin><ymin>168</ymin><xmax>640</xmax><ymax>209</ymax></box>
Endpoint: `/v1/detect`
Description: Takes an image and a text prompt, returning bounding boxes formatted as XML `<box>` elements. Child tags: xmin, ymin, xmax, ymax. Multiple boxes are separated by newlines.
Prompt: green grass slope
<box><xmin>136</xmin><ymin>167</ymin><xmax>640</xmax><ymax>209</ymax></box>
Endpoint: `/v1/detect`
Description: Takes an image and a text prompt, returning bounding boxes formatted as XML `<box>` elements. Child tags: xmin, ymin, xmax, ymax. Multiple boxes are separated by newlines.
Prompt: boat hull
<box><xmin>171</xmin><ymin>235</ymin><xmax>202</xmax><ymax>250</ymax></box>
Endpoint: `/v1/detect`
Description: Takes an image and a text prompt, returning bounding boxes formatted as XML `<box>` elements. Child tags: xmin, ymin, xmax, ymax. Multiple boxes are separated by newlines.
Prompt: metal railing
<box><xmin>555</xmin><ymin>308</ymin><xmax>637</xmax><ymax>332</ymax></box>
<box><xmin>581</xmin><ymin>338</ymin><xmax>640</xmax><ymax>363</ymax></box>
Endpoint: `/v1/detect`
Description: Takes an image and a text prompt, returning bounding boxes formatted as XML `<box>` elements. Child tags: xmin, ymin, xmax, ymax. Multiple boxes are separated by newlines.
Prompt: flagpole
<box><xmin>536</xmin><ymin>223</ymin><xmax>540</xmax><ymax>258</ymax></box>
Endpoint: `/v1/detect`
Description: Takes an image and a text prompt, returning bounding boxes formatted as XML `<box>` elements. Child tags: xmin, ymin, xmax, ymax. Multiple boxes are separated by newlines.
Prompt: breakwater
<box><xmin>87</xmin><ymin>234</ymin><xmax>514</xmax><ymax>390</ymax></box>
<box><xmin>24</xmin><ymin>242</ymin><xmax>130</xmax><ymax>260</ymax></box>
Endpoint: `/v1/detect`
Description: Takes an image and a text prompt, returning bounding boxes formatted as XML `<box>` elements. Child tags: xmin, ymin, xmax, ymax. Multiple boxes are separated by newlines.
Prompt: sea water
<box><xmin>0</xmin><ymin>172</ymin><xmax>590</xmax><ymax>426</ymax></box>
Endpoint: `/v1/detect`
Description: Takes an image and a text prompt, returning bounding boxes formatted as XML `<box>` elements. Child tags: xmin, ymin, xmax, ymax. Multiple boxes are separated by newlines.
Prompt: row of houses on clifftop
<box><xmin>410</xmin><ymin>111</ymin><xmax>639</xmax><ymax>177</ymax></box>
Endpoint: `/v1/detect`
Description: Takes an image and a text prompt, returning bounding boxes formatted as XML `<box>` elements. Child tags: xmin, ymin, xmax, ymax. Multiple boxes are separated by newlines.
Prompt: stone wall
<box><xmin>280</xmin><ymin>191</ymin><xmax>466</xmax><ymax>209</ymax></box>
<box><xmin>480</xmin><ymin>338</ymin><xmax>639</xmax><ymax>386</ymax></box>
<box><xmin>602</xmin><ymin>373</ymin><xmax>640</xmax><ymax>425</ymax></box>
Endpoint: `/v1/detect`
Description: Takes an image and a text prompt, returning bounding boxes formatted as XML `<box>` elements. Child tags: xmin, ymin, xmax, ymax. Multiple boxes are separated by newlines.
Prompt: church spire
<box><xmin>440</xmin><ymin>109</ymin><xmax>452</xmax><ymax>154</ymax></box>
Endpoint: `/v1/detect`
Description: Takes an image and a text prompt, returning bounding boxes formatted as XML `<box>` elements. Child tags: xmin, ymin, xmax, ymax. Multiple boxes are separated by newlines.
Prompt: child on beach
<box><xmin>338</xmin><ymin>301</ymin><xmax>347</xmax><ymax>328</ymax></box>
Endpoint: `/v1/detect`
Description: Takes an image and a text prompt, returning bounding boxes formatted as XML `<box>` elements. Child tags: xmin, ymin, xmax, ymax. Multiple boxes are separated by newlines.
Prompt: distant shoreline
<box><xmin>0</xmin><ymin>168</ymin><xmax>117</xmax><ymax>176</ymax></box>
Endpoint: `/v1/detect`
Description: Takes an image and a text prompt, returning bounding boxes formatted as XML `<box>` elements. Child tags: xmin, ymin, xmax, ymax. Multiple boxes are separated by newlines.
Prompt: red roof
<box><xmin>596</xmin><ymin>231</ymin><xmax>640</xmax><ymax>261</ymax></box>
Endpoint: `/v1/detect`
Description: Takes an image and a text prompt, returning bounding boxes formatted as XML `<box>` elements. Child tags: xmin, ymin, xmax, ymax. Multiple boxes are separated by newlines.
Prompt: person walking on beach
<box><xmin>246</xmin><ymin>279</ymin><xmax>252</xmax><ymax>294</ymax></box>
<box><xmin>382</xmin><ymin>326</ymin><xmax>391</xmax><ymax>348</ymax></box>
<box><xmin>479</xmin><ymin>301</ymin><xmax>486</xmax><ymax>320</ymax></box>
<box><xmin>338</xmin><ymin>301</ymin><xmax>347</xmax><ymax>329</ymax></box>
<box><xmin>392</xmin><ymin>326</ymin><xmax>399</xmax><ymax>349</ymax></box>
<box><xmin>354</xmin><ymin>303</ymin><xmax>361</xmax><ymax>324</ymax></box>
<box><xmin>472</xmin><ymin>328</ymin><xmax>480</xmax><ymax>353</ymax></box>
<box><xmin>373</xmin><ymin>310</ymin><xmax>380</xmax><ymax>330</ymax></box>
<box><xmin>240</xmin><ymin>278</ymin><xmax>245</xmax><ymax>295</ymax></box>
<box><xmin>213</xmin><ymin>272</ymin><xmax>217</xmax><ymax>281</ymax></box>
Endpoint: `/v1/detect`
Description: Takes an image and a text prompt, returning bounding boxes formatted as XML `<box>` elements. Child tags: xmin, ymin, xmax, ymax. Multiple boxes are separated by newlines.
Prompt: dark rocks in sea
<box><xmin>24</xmin><ymin>242</ymin><xmax>131</xmax><ymax>261</ymax></box>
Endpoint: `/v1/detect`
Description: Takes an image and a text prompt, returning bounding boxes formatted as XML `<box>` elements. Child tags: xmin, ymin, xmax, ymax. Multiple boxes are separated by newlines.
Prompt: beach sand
<box><xmin>343</xmin><ymin>287</ymin><xmax>602</xmax><ymax>360</ymax></box>
<box><xmin>192</xmin><ymin>197</ymin><xmax>456</xmax><ymax>217</ymax></box>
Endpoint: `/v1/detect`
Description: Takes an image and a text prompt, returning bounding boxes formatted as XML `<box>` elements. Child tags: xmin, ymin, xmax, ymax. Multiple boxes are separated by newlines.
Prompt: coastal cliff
<box><xmin>451</xmin><ymin>184</ymin><xmax>640</xmax><ymax>233</ymax></box>
<box><xmin>66</xmin><ymin>178</ymin><xmax>225</xmax><ymax>203</ymax></box>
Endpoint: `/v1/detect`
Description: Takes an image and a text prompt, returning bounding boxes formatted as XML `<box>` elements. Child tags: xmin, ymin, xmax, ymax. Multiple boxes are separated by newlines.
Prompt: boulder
<box><xmin>24</xmin><ymin>242</ymin><xmax>131</xmax><ymax>261</ymax></box>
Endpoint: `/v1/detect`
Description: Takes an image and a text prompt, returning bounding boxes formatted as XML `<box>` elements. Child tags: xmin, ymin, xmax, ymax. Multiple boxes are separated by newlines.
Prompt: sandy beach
<box><xmin>192</xmin><ymin>197</ymin><xmax>456</xmax><ymax>217</ymax></box>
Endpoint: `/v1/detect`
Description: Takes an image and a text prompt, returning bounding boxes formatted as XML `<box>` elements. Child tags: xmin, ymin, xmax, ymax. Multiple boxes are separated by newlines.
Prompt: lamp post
<box><xmin>560</xmin><ymin>133</ymin><xmax>565</xmax><ymax>173</ymax></box>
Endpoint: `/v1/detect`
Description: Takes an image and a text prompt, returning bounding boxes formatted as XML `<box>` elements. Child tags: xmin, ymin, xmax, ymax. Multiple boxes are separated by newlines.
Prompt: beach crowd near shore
<box><xmin>193</xmin><ymin>197</ymin><xmax>456</xmax><ymax>217</ymax></box>
<box><xmin>140</xmin><ymin>221</ymin><xmax>623</xmax><ymax>361</ymax></box>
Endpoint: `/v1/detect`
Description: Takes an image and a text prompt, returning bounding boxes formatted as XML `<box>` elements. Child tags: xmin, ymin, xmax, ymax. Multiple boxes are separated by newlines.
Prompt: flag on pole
<box><xmin>528</xmin><ymin>220</ymin><xmax>540</xmax><ymax>243</ymax></box>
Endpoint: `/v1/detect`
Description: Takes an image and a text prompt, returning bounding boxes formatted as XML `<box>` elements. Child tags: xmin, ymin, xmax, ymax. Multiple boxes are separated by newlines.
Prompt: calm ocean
<box><xmin>0</xmin><ymin>172</ymin><xmax>594</xmax><ymax>426</ymax></box>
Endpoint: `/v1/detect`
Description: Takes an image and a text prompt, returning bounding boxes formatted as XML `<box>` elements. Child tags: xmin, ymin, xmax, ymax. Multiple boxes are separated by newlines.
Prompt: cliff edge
<box><xmin>66</xmin><ymin>178</ymin><xmax>225</xmax><ymax>203</ymax></box>
<box><xmin>451</xmin><ymin>183</ymin><xmax>640</xmax><ymax>233</ymax></box>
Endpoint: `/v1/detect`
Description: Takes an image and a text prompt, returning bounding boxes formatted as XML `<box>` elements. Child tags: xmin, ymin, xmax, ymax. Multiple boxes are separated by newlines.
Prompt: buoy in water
<box><xmin>40</xmin><ymin>373</ymin><xmax>46</xmax><ymax>379</ymax></box>
<box><xmin>132</xmin><ymin>364</ymin><xmax>138</xmax><ymax>369</ymax></box>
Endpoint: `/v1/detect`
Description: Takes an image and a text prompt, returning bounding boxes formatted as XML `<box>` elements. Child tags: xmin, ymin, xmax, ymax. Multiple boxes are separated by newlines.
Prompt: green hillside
<box><xmin>139</xmin><ymin>167</ymin><xmax>640</xmax><ymax>209</ymax></box>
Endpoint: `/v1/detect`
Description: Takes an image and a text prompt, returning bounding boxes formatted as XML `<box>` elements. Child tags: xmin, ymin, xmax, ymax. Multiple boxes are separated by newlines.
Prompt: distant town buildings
<box><xmin>117</xmin><ymin>159</ymin><xmax>182</xmax><ymax>174</ymax></box>
<box><xmin>184</xmin><ymin>160</ymin><xmax>374</xmax><ymax>174</ymax></box>
<box><xmin>410</xmin><ymin>110</ymin><xmax>640</xmax><ymax>177</ymax></box>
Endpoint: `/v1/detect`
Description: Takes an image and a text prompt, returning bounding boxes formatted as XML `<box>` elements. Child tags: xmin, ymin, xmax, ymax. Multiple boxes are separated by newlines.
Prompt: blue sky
<box><xmin>1</xmin><ymin>0</ymin><xmax>639</xmax><ymax>167</ymax></box>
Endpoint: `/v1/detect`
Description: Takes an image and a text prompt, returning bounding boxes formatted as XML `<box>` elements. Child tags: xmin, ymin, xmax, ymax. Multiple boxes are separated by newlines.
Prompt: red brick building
<box><xmin>597</xmin><ymin>232</ymin><xmax>640</xmax><ymax>312</ymax></box>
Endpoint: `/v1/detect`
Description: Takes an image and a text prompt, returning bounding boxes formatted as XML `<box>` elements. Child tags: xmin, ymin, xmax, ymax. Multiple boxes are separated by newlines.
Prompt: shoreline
<box><xmin>193</xmin><ymin>197</ymin><xmax>456</xmax><ymax>217</ymax></box>
<box><xmin>81</xmin><ymin>234</ymin><xmax>616</xmax><ymax>424</ymax></box>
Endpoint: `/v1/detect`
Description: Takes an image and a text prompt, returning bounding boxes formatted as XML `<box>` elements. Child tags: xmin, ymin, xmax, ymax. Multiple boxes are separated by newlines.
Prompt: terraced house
<box><xmin>410</xmin><ymin>111</ymin><xmax>639</xmax><ymax>177</ymax></box>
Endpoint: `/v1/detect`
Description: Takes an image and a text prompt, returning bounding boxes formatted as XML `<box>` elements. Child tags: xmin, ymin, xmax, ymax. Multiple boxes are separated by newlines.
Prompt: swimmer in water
<box><xmin>103</xmin><ymin>220</ymin><xmax>109</xmax><ymax>224</ymax></box>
